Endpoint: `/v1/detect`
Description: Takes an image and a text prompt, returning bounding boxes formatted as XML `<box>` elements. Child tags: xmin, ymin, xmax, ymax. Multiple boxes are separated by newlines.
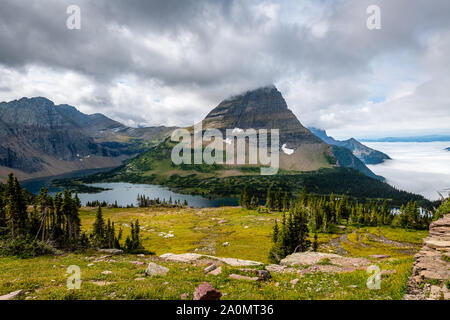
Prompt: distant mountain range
<box><xmin>308</xmin><ymin>128</ymin><xmax>391</xmax><ymax>165</ymax></box>
<box><xmin>0</xmin><ymin>88</ymin><xmax>385</xmax><ymax>186</ymax></box>
<box><xmin>360</xmin><ymin>135</ymin><xmax>450</xmax><ymax>143</ymax></box>
<box><xmin>0</xmin><ymin>97</ymin><xmax>176</xmax><ymax>181</ymax></box>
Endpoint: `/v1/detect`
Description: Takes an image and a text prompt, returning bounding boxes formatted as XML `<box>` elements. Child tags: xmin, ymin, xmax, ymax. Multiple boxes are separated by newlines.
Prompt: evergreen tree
<box><xmin>92</xmin><ymin>206</ymin><xmax>105</xmax><ymax>246</ymax></box>
<box><xmin>313</xmin><ymin>233</ymin><xmax>319</xmax><ymax>252</ymax></box>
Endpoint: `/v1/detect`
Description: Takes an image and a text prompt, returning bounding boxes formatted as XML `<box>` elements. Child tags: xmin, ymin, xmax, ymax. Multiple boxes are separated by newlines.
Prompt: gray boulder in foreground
<box><xmin>145</xmin><ymin>262</ymin><xmax>169</xmax><ymax>276</ymax></box>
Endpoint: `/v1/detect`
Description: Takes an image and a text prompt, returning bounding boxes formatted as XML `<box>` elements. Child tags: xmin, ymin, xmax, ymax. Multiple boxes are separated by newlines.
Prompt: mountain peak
<box><xmin>202</xmin><ymin>86</ymin><xmax>322</xmax><ymax>148</ymax></box>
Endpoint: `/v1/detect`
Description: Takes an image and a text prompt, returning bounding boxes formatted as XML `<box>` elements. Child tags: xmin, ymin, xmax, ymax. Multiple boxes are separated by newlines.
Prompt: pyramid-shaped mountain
<box><xmin>203</xmin><ymin>86</ymin><xmax>322</xmax><ymax>147</ymax></box>
<box><xmin>112</xmin><ymin>85</ymin><xmax>380</xmax><ymax>180</ymax></box>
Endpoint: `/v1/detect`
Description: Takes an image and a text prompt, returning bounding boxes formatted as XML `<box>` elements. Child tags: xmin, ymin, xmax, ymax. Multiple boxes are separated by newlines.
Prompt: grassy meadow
<box><xmin>0</xmin><ymin>206</ymin><xmax>427</xmax><ymax>300</ymax></box>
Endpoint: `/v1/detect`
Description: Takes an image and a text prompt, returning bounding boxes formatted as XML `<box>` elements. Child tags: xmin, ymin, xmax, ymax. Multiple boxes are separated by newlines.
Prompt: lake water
<box><xmin>365</xmin><ymin>141</ymin><xmax>450</xmax><ymax>201</ymax></box>
<box><xmin>21</xmin><ymin>169</ymin><xmax>238</xmax><ymax>208</ymax></box>
<box><xmin>21</xmin><ymin>141</ymin><xmax>449</xmax><ymax>205</ymax></box>
<box><xmin>77</xmin><ymin>183</ymin><xmax>238</xmax><ymax>208</ymax></box>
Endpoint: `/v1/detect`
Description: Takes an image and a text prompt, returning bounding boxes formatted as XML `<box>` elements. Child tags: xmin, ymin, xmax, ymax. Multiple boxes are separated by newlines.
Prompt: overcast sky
<box><xmin>0</xmin><ymin>0</ymin><xmax>449</xmax><ymax>139</ymax></box>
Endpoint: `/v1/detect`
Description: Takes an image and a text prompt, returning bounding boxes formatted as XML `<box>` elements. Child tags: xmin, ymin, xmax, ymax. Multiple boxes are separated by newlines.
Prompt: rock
<box><xmin>429</xmin><ymin>285</ymin><xmax>442</xmax><ymax>300</ymax></box>
<box><xmin>98</xmin><ymin>249</ymin><xmax>123</xmax><ymax>255</ymax></box>
<box><xmin>204</xmin><ymin>264</ymin><xmax>217</xmax><ymax>274</ymax></box>
<box><xmin>0</xmin><ymin>290</ymin><xmax>24</xmax><ymax>300</ymax></box>
<box><xmin>145</xmin><ymin>262</ymin><xmax>169</xmax><ymax>276</ymax></box>
<box><xmin>160</xmin><ymin>253</ymin><xmax>203</xmax><ymax>263</ymax></box>
<box><xmin>280</xmin><ymin>252</ymin><xmax>370</xmax><ymax>272</ymax></box>
<box><xmin>404</xmin><ymin>214</ymin><xmax>450</xmax><ymax>300</ymax></box>
<box><xmin>229</xmin><ymin>274</ymin><xmax>259</xmax><ymax>281</ymax></box>
<box><xmin>193</xmin><ymin>282</ymin><xmax>222</xmax><ymax>300</ymax></box>
<box><xmin>265</xmin><ymin>264</ymin><xmax>297</xmax><ymax>274</ymax></box>
<box><xmin>370</xmin><ymin>255</ymin><xmax>391</xmax><ymax>259</ymax></box>
<box><xmin>208</xmin><ymin>266</ymin><xmax>222</xmax><ymax>276</ymax></box>
<box><xmin>137</xmin><ymin>254</ymin><xmax>145</xmax><ymax>257</ymax></box>
<box><xmin>101</xmin><ymin>271</ymin><xmax>113</xmax><ymax>275</ymax></box>
<box><xmin>159</xmin><ymin>253</ymin><xmax>263</xmax><ymax>267</ymax></box>
<box><xmin>207</xmin><ymin>256</ymin><xmax>262</xmax><ymax>267</ymax></box>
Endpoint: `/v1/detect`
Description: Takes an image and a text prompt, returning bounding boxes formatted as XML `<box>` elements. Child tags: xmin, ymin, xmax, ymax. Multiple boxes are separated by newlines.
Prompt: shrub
<box><xmin>0</xmin><ymin>237</ymin><xmax>57</xmax><ymax>258</ymax></box>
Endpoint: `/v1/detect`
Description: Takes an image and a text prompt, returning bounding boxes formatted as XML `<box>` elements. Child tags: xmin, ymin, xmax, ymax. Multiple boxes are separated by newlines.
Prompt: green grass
<box><xmin>0</xmin><ymin>206</ymin><xmax>428</xmax><ymax>300</ymax></box>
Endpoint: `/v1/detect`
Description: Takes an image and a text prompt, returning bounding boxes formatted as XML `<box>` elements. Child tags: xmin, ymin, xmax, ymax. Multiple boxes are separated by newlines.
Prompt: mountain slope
<box><xmin>91</xmin><ymin>86</ymin><xmax>382</xmax><ymax>190</ymax></box>
<box><xmin>0</xmin><ymin>97</ymin><xmax>175</xmax><ymax>181</ymax></box>
<box><xmin>309</xmin><ymin>127</ymin><xmax>391</xmax><ymax>165</ymax></box>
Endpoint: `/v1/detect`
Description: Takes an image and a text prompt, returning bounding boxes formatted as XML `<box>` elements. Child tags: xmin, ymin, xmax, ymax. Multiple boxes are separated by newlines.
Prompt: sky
<box><xmin>0</xmin><ymin>0</ymin><xmax>449</xmax><ymax>139</ymax></box>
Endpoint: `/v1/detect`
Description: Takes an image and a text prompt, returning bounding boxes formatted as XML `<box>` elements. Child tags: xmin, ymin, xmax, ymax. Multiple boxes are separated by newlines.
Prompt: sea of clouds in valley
<box><xmin>366</xmin><ymin>142</ymin><xmax>450</xmax><ymax>201</ymax></box>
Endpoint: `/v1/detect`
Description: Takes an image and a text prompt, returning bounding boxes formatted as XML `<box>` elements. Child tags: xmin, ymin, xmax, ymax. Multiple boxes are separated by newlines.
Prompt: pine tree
<box><xmin>92</xmin><ymin>206</ymin><xmax>105</xmax><ymax>246</ymax></box>
<box><xmin>313</xmin><ymin>233</ymin><xmax>319</xmax><ymax>252</ymax></box>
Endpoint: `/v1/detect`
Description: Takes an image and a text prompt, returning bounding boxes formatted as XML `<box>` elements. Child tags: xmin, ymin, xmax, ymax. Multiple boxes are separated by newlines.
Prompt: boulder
<box><xmin>145</xmin><ymin>262</ymin><xmax>169</xmax><ymax>276</ymax></box>
<box><xmin>208</xmin><ymin>266</ymin><xmax>222</xmax><ymax>276</ymax></box>
<box><xmin>193</xmin><ymin>282</ymin><xmax>222</xmax><ymax>300</ymax></box>
<box><xmin>204</xmin><ymin>264</ymin><xmax>217</xmax><ymax>274</ymax></box>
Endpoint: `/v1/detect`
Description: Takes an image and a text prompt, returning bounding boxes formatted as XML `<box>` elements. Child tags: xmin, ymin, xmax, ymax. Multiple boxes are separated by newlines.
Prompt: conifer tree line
<box><xmin>0</xmin><ymin>173</ymin><xmax>146</xmax><ymax>256</ymax></box>
<box><xmin>137</xmin><ymin>194</ymin><xmax>188</xmax><ymax>208</ymax></box>
<box><xmin>240</xmin><ymin>185</ymin><xmax>432</xmax><ymax>231</ymax></box>
<box><xmin>262</xmin><ymin>186</ymin><xmax>433</xmax><ymax>263</ymax></box>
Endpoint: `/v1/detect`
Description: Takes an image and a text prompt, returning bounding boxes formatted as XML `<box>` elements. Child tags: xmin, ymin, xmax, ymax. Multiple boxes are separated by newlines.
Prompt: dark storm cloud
<box><xmin>0</xmin><ymin>0</ymin><xmax>449</xmax><ymax>134</ymax></box>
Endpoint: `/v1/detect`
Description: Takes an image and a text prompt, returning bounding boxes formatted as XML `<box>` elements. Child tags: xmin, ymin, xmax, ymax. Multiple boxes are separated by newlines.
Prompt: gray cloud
<box><xmin>0</xmin><ymin>0</ymin><xmax>449</xmax><ymax>136</ymax></box>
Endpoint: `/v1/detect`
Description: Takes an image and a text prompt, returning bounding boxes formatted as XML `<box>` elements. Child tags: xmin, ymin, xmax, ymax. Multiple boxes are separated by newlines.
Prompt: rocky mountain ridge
<box><xmin>0</xmin><ymin>97</ymin><xmax>175</xmax><ymax>181</ymax></box>
<box><xmin>309</xmin><ymin>127</ymin><xmax>391</xmax><ymax>165</ymax></box>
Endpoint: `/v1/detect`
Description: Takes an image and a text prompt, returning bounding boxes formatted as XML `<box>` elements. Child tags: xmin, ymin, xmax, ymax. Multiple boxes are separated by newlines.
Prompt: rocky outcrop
<box><xmin>279</xmin><ymin>252</ymin><xmax>370</xmax><ymax>273</ymax></box>
<box><xmin>404</xmin><ymin>214</ymin><xmax>450</xmax><ymax>300</ymax></box>
<box><xmin>160</xmin><ymin>252</ymin><xmax>263</xmax><ymax>267</ymax></box>
<box><xmin>309</xmin><ymin>127</ymin><xmax>391</xmax><ymax>165</ymax></box>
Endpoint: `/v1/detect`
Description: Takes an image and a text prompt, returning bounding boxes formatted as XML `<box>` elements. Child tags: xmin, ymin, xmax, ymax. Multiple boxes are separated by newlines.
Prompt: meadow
<box><xmin>0</xmin><ymin>206</ymin><xmax>427</xmax><ymax>300</ymax></box>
